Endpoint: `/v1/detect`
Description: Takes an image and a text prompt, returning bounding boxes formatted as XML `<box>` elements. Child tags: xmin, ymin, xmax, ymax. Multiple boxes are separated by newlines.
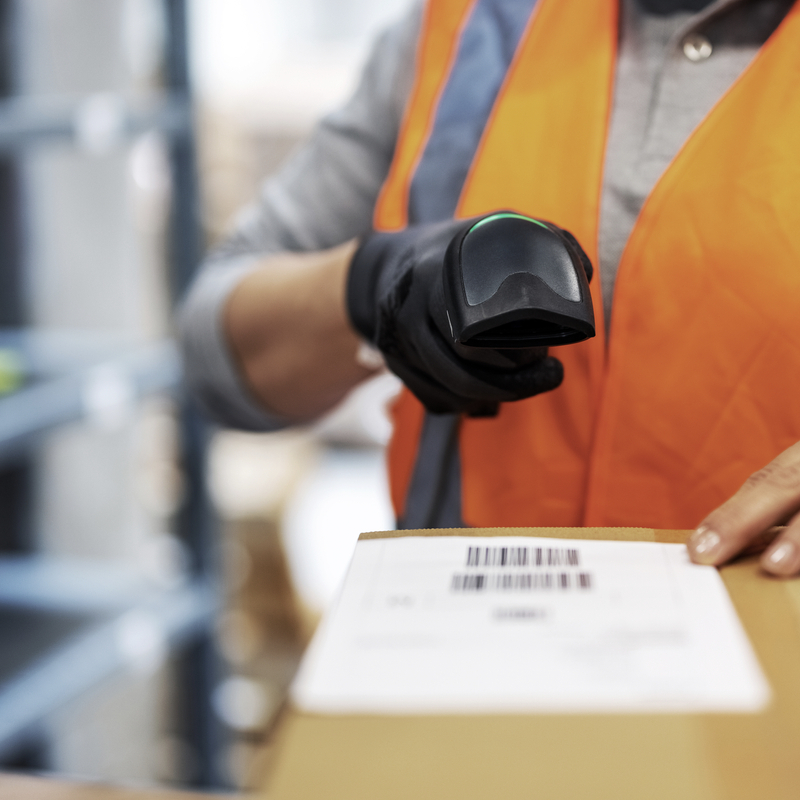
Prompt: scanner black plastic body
<box><xmin>443</xmin><ymin>214</ymin><xmax>595</xmax><ymax>349</ymax></box>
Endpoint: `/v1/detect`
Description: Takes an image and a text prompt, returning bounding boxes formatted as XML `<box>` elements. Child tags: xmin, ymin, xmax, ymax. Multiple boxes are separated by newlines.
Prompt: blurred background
<box><xmin>0</xmin><ymin>0</ymin><xmax>410</xmax><ymax>792</ymax></box>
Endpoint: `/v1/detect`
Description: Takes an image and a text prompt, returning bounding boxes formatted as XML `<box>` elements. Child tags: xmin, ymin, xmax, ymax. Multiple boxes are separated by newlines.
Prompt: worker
<box><xmin>180</xmin><ymin>0</ymin><xmax>800</xmax><ymax>576</ymax></box>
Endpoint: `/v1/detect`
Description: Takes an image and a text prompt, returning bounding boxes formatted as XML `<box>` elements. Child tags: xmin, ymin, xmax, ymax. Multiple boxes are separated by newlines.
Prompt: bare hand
<box><xmin>687</xmin><ymin>441</ymin><xmax>800</xmax><ymax>576</ymax></box>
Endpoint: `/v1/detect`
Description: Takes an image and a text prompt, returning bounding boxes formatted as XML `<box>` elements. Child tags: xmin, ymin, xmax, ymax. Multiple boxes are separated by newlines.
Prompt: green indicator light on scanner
<box><xmin>468</xmin><ymin>212</ymin><xmax>548</xmax><ymax>232</ymax></box>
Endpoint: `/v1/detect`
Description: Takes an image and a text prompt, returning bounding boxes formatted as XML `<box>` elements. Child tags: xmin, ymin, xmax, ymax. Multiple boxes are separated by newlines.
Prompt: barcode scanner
<box><xmin>442</xmin><ymin>212</ymin><xmax>595</xmax><ymax>349</ymax></box>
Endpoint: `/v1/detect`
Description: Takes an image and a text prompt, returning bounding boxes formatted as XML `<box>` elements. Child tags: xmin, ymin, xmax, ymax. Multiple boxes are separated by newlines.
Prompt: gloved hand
<box><xmin>346</xmin><ymin>214</ymin><xmax>593</xmax><ymax>416</ymax></box>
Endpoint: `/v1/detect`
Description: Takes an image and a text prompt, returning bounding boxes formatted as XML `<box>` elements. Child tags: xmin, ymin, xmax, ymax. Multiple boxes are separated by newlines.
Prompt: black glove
<box><xmin>346</xmin><ymin>214</ymin><xmax>593</xmax><ymax>416</ymax></box>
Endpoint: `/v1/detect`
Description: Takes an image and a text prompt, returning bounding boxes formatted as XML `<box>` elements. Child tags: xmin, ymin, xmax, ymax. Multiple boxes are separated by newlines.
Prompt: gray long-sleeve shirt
<box><xmin>179</xmin><ymin>0</ymin><xmax>792</xmax><ymax>430</ymax></box>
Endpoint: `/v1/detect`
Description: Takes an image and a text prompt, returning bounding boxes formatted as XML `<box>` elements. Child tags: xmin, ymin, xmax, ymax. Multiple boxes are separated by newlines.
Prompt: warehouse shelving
<box><xmin>0</xmin><ymin>555</ymin><xmax>216</xmax><ymax>760</ymax></box>
<box><xmin>0</xmin><ymin>0</ymin><xmax>224</xmax><ymax>788</ymax></box>
<box><xmin>0</xmin><ymin>329</ymin><xmax>218</xmax><ymax>764</ymax></box>
<box><xmin>0</xmin><ymin>92</ymin><xmax>191</xmax><ymax>150</ymax></box>
<box><xmin>0</xmin><ymin>331</ymin><xmax>181</xmax><ymax>464</ymax></box>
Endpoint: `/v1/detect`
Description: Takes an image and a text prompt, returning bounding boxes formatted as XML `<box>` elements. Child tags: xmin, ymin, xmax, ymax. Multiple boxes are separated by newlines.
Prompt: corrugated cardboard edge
<box><xmin>358</xmin><ymin>526</ymin><xmax>690</xmax><ymax>543</ymax></box>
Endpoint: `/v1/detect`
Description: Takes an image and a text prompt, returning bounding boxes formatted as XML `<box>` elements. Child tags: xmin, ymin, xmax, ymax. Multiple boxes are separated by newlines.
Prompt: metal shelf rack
<box><xmin>0</xmin><ymin>331</ymin><xmax>181</xmax><ymax>464</ymax></box>
<box><xmin>0</xmin><ymin>555</ymin><xmax>216</xmax><ymax>761</ymax></box>
<box><xmin>0</xmin><ymin>0</ymin><xmax>224</xmax><ymax>789</ymax></box>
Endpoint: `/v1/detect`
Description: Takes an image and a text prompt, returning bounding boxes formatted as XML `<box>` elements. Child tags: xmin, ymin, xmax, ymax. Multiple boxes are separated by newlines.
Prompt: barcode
<box><xmin>466</xmin><ymin>546</ymin><xmax>580</xmax><ymax>568</ymax></box>
<box><xmin>451</xmin><ymin>572</ymin><xmax>593</xmax><ymax>592</ymax></box>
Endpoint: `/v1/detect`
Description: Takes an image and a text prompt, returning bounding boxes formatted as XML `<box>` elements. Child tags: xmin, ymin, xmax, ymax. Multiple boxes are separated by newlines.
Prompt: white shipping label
<box><xmin>292</xmin><ymin>536</ymin><xmax>770</xmax><ymax>714</ymax></box>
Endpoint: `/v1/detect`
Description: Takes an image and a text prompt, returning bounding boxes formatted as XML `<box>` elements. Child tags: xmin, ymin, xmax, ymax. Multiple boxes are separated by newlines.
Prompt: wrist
<box><xmin>346</xmin><ymin>234</ymin><xmax>386</xmax><ymax>341</ymax></box>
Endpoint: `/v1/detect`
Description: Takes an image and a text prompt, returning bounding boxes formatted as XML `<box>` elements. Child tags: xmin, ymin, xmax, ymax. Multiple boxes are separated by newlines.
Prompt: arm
<box><xmin>223</xmin><ymin>240</ymin><xmax>377</xmax><ymax>422</ymax></box>
<box><xmin>688</xmin><ymin>441</ymin><xmax>800</xmax><ymax>576</ymax></box>
<box><xmin>178</xmin><ymin>4</ymin><xmax>422</xmax><ymax>429</ymax></box>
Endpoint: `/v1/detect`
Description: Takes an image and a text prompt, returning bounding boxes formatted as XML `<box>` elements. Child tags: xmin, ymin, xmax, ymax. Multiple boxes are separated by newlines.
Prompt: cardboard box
<box><xmin>266</xmin><ymin>527</ymin><xmax>800</xmax><ymax>799</ymax></box>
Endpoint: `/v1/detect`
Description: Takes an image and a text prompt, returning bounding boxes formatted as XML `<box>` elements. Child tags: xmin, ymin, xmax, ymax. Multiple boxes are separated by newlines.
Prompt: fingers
<box><xmin>688</xmin><ymin>441</ymin><xmax>800</xmax><ymax>574</ymax></box>
<box><xmin>760</xmin><ymin>519</ymin><xmax>800</xmax><ymax>576</ymax></box>
<box><xmin>413</xmin><ymin>326</ymin><xmax>521</xmax><ymax>403</ymax></box>
<box><xmin>493</xmin><ymin>356</ymin><xmax>564</xmax><ymax>396</ymax></box>
<box><xmin>738</xmin><ymin>526</ymin><xmax>782</xmax><ymax>558</ymax></box>
<box><xmin>385</xmin><ymin>353</ymin><xmax>505</xmax><ymax>416</ymax></box>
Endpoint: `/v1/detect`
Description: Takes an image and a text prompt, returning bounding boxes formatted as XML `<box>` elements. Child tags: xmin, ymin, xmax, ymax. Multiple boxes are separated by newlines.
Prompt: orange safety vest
<box><xmin>375</xmin><ymin>0</ymin><xmax>800</xmax><ymax>529</ymax></box>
